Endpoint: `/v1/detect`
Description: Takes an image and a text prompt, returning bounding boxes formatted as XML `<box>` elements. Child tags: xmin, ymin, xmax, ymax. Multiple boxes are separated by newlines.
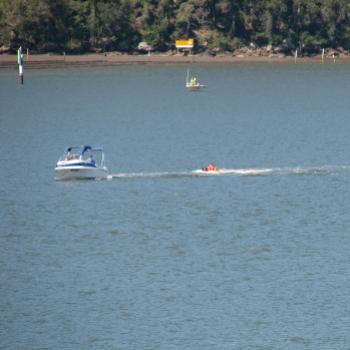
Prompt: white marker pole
<box><xmin>322</xmin><ymin>48</ymin><xmax>325</xmax><ymax>63</ymax></box>
<box><xmin>17</xmin><ymin>46</ymin><xmax>24</xmax><ymax>84</ymax></box>
<box><xmin>294</xmin><ymin>49</ymin><xmax>298</xmax><ymax>63</ymax></box>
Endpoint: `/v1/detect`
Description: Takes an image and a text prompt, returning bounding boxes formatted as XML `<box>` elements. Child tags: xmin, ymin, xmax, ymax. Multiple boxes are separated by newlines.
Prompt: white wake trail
<box><xmin>107</xmin><ymin>165</ymin><xmax>349</xmax><ymax>180</ymax></box>
<box><xmin>108</xmin><ymin>168</ymin><xmax>273</xmax><ymax>179</ymax></box>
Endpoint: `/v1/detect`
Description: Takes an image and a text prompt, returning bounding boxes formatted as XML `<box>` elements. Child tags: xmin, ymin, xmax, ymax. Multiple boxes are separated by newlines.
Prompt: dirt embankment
<box><xmin>1</xmin><ymin>52</ymin><xmax>349</xmax><ymax>69</ymax></box>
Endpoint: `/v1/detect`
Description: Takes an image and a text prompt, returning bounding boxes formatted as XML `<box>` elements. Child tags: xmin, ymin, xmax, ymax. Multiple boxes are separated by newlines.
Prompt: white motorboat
<box><xmin>186</xmin><ymin>69</ymin><xmax>206</xmax><ymax>91</ymax></box>
<box><xmin>55</xmin><ymin>145</ymin><xmax>108</xmax><ymax>180</ymax></box>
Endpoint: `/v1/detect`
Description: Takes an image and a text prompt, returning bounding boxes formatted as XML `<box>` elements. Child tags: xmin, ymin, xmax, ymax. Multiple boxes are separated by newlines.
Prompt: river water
<box><xmin>1</xmin><ymin>63</ymin><xmax>350</xmax><ymax>349</ymax></box>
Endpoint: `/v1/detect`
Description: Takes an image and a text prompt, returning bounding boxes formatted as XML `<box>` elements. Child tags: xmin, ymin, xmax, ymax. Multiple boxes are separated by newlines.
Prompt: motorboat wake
<box><xmin>107</xmin><ymin>165</ymin><xmax>345</xmax><ymax>180</ymax></box>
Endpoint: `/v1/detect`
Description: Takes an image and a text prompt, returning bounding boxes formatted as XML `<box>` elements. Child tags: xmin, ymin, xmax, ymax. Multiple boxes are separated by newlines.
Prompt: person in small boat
<box><xmin>87</xmin><ymin>155</ymin><xmax>95</xmax><ymax>165</ymax></box>
<box><xmin>67</xmin><ymin>147</ymin><xmax>73</xmax><ymax>160</ymax></box>
<box><xmin>190</xmin><ymin>77</ymin><xmax>198</xmax><ymax>85</ymax></box>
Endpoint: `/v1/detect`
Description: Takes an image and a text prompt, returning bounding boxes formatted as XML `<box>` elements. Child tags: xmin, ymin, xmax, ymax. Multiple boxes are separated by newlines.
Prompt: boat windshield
<box><xmin>59</xmin><ymin>146</ymin><xmax>105</xmax><ymax>166</ymax></box>
<box><xmin>58</xmin><ymin>146</ymin><xmax>80</xmax><ymax>161</ymax></box>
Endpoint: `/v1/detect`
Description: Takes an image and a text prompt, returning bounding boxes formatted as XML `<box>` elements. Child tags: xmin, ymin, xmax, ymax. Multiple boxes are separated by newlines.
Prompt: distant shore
<box><xmin>1</xmin><ymin>52</ymin><xmax>350</xmax><ymax>69</ymax></box>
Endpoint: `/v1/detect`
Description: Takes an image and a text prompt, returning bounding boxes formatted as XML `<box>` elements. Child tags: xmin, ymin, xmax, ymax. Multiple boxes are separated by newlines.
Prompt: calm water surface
<box><xmin>1</xmin><ymin>63</ymin><xmax>350</xmax><ymax>349</ymax></box>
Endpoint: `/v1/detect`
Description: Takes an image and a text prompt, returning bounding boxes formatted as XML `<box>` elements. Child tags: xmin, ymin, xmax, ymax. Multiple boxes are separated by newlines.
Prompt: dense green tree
<box><xmin>0</xmin><ymin>0</ymin><xmax>74</xmax><ymax>51</ymax></box>
<box><xmin>1</xmin><ymin>0</ymin><xmax>350</xmax><ymax>54</ymax></box>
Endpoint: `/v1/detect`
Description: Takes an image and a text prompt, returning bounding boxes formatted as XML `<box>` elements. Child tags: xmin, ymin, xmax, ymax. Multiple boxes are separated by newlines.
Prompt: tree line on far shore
<box><xmin>0</xmin><ymin>0</ymin><xmax>349</xmax><ymax>55</ymax></box>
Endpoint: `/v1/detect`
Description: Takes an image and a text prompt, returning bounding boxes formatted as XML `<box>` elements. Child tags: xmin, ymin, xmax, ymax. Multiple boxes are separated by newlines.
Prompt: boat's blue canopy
<box><xmin>65</xmin><ymin>145</ymin><xmax>103</xmax><ymax>154</ymax></box>
<box><xmin>80</xmin><ymin>145</ymin><xmax>92</xmax><ymax>155</ymax></box>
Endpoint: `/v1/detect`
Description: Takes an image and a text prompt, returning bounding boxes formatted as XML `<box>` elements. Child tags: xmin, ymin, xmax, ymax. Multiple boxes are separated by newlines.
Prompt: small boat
<box><xmin>55</xmin><ymin>145</ymin><xmax>108</xmax><ymax>180</ymax></box>
<box><xmin>186</xmin><ymin>69</ymin><xmax>206</xmax><ymax>91</ymax></box>
<box><xmin>202</xmin><ymin>164</ymin><xmax>219</xmax><ymax>172</ymax></box>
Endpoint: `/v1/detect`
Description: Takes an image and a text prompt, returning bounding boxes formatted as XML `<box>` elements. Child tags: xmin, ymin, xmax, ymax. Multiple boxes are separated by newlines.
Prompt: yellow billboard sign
<box><xmin>176</xmin><ymin>39</ymin><xmax>194</xmax><ymax>49</ymax></box>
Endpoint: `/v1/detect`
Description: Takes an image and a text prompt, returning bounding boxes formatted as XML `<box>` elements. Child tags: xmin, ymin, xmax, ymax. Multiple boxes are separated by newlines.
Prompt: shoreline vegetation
<box><xmin>2</xmin><ymin>50</ymin><xmax>350</xmax><ymax>69</ymax></box>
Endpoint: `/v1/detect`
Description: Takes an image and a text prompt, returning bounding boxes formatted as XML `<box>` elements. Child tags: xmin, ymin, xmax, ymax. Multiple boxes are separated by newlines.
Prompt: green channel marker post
<box><xmin>17</xmin><ymin>46</ymin><xmax>24</xmax><ymax>84</ymax></box>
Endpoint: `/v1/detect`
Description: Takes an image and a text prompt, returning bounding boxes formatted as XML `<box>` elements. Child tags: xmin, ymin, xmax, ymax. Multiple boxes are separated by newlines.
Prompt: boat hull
<box><xmin>186</xmin><ymin>84</ymin><xmax>206</xmax><ymax>91</ymax></box>
<box><xmin>54</xmin><ymin>166</ymin><xmax>108</xmax><ymax>180</ymax></box>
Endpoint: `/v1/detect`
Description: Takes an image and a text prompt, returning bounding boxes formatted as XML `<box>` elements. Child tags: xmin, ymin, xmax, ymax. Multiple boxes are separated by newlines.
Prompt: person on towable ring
<box><xmin>202</xmin><ymin>164</ymin><xmax>219</xmax><ymax>172</ymax></box>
